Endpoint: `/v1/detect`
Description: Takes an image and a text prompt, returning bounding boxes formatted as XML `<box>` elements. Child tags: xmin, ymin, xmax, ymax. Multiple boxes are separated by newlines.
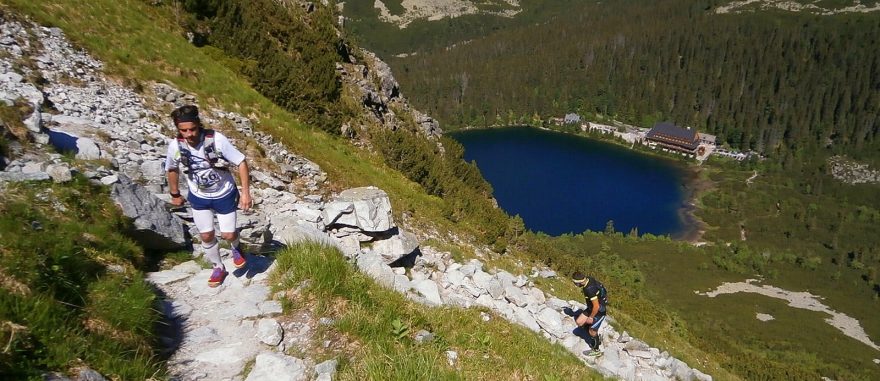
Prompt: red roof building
<box><xmin>646</xmin><ymin>122</ymin><xmax>699</xmax><ymax>154</ymax></box>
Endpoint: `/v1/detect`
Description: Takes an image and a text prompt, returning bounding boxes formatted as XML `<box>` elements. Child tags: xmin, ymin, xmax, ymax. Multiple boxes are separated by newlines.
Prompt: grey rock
<box><xmin>139</xmin><ymin>160</ymin><xmax>164</xmax><ymax>179</ymax></box>
<box><xmin>444</xmin><ymin>269</ymin><xmax>466</xmax><ymax>288</ymax></box>
<box><xmin>0</xmin><ymin>171</ymin><xmax>50</xmax><ymax>182</ymax></box>
<box><xmin>393</xmin><ymin>274</ymin><xmax>411</xmax><ymax>293</ymax></box>
<box><xmin>474</xmin><ymin>294</ymin><xmax>495</xmax><ymax>309</ymax></box>
<box><xmin>472</xmin><ymin>271</ymin><xmax>503</xmax><ymax>299</ymax></box>
<box><xmin>186</xmin><ymin>326</ymin><xmax>221</xmax><ymax>346</ymax></box>
<box><xmin>41</xmin><ymin>372</ymin><xmax>72</xmax><ymax>381</ymax></box>
<box><xmin>258</xmin><ymin>300</ymin><xmax>283</xmax><ymax>316</ymax></box>
<box><xmin>45</xmin><ymin>163</ymin><xmax>72</xmax><ymax>183</ymax></box>
<box><xmin>194</xmin><ymin>344</ymin><xmax>250</xmax><ymax>367</ymax></box>
<box><xmin>322</xmin><ymin>187</ymin><xmax>393</xmax><ymax>232</ymax></box>
<box><xmin>303</xmin><ymin>194</ymin><xmax>322</xmax><ymax>203</ymax></box>
<box><xmin>414</xmin><ymin>329</ymin><xmax>434</xmax><ymax>344</ymax></box>
<box><xmin>245</xmin><ymin>352</ymin><xmax>307</xmax><ymax>381</ymax></box>
<box><xmin>33</xmin><ymin>132</ymin><xmax>50</xmax><ymax>145</ymax></box>
<box><xmin>319</xmin><ymin>317</ymin><xmax>335</xmax><ymax>325</ymax></box>
<box><xmin>75</xmin><ymin>137</ymin><xmax>101</xmax><ymax>160</ymax></box>
<box><xmin>98</xmin><ymin>174</ymin><xmax>118</xmax><ymax>185</ymax></box>
<box><xmin>110</xmin><ymin>175</ymin><xmax>187</xmax><ymax>250</ymax></box>
<box><xmin>147</xmin><ymin>270</ymin><xmax>191</xmax><ymax>285</ymax></box>
<box><xmin>356</xmin><ymin>253</ymin><xmax>396</xmax><ymax>289</ymax></box>
<box><xmin>252</xmin><ymin>170</ymin><xmax>286</xmax><ymax>189</ymax></box>
<box><xmin>161</xmin><ymin>299</ymin><xmax>192</xmax><ymax>319</ymax></box>
<box><xmin>77</xmin><ymin>367</ymin><xmax>107</xmax><ymax>381</ymax></box>
<box><xmin>273</xmin><ymin>221</ymin><xmax>337</xmax><ymax>246</ymax></box>
<box><xmin>545</xmin><ymin>297</ymin><xmax>569</xmax><ymax>311</ymax></box>
<box><xmin>626</xmin><ymin>349</ymin><xmax>654</xmax><ymax>359</ymax></box>
<box><xmin>369</xmin><ymin>229</ymin><xmax>419</xmax><ymax>263</ymax></box>
<box><xmin>624</xmin><ymin>339</ymin><xmax>650</xmax><ymax>351</ymax></box>
<box><xmin>538</xmin><ymin>269</ymin><xmax>557</xmax><ymax>278</ymax></box>
<box><xmin>445</xmin><ymin>350</ymin><xmax>458</xmax><ymax>367</ymax></box>
<box><xmin>22</xmin><ymin>161</ymin><xmax>46</xmax><ymax>173</ymax></box>
<box><xmin>503</xmin><ymin>285</ymin><xmax>529</xmax><ymax>307</ymax></box>
<box><xmin>314</xmin><ymin>359</ymin><xmax>338</xmax><ymax>377</ymax></box>
<box><xmin>171</xmin><ymin>260</ymin><xmax>202</xmax><ymax>274</ymax></box>
<box><xmin>256</xmin><ymin>318</ymin><xmax>283</xmax><ymax>346</ymax></box>
<box><xmin>24</xmin><ymin>107</ymin><xmax>42</xmax><ymax>133</ymax></box>
<box><xmin>514</xmin><ymin>308</ymin><xmax>541</xmax><ymax>332</ymax></box>
<box><xmin>413</xmin><ymin>279</ymin><xmax>443</xmax><ymax>306</ymax></box>
<box><xmin>459</xmin><ymin>260</ymin><xmax>482</xmax><ymax>276</ymax></box>
<box><xmin>535</xmin><ymin>307</ymin><xmax>567</xmax><ymax>338</ymax></box>
<box><xmin>669</xmin><ymin>358</ymin><xmax>696</xmax><ymax>381</ymax></box>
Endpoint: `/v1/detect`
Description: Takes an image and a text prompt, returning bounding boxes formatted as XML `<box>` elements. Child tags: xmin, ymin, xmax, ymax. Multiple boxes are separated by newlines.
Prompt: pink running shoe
<box><xmin>208</xmin><ymin>267</ymin><xmax>227</xmax><ymax>288</ymax></box>
<box><xmin>232</xmin><ymin>246</ymin><xmax>247</xmax><ymax>269</ymax></box>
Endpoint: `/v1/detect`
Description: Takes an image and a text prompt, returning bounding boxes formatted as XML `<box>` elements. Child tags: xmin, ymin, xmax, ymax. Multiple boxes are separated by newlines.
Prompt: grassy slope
<box><xmin>608</xmin><ymin>235</ymin><xmax>880</xmax><ymax>379</ymax></box>
<box><xmin>1</xmin><ymin>0</ymin><xmax>601</xmax><ymax>378</ymax></box>
<box><xmin>0</xmin><ymin>178</ymin><xmax>163</xmax><ymax>379</ymax></box>
<box><xmin>271</xmin><ymin>242</ymin><xmax>591</xmax><ymax>380</ymax></box>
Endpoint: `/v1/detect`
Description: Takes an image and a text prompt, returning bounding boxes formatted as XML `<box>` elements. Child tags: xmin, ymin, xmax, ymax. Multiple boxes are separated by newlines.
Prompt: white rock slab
<box><xmin>245</xmin><ymin>352</ymin><xmax>307</xmax><ymax>381</ymax></box>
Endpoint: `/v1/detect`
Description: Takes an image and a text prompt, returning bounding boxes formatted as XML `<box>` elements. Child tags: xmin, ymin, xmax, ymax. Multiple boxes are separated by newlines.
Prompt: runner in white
<box><xmin>165</xmin><ymin>105</ymin><xmax>252</xmax><ymax>287</ymax></box>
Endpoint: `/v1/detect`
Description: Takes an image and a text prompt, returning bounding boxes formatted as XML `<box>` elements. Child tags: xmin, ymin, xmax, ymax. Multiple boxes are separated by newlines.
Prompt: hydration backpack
<box><xmin>176</xmin><ymin>129</ymin><xmax>225</xmax><ymax>172</ymax></box>
<box><xmin>598</xmin><ymin>282</ymin><xmax>610</xmax><ymax>306</ymax></box>
<box><xmin>584</xmin><ymin>277</ymin><xmax>610</xmax><ymax>307</ymax></box>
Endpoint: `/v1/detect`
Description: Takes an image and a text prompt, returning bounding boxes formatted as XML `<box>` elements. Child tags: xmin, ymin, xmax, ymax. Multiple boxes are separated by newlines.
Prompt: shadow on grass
<box><xmin>153</xmin><ymin>286</ymin><xmax>186</xmax><ymax>362</ymax></box>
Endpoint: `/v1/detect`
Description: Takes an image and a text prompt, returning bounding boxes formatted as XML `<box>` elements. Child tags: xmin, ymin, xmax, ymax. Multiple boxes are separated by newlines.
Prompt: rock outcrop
<box><xmin>339</xmin><ymin>49</ymin><xmax>441</xmax><ymax>138</ymax></box>
<box><xmin>111</xmin><ymin>174</ymin><xmax>188</xmax><ymax>250</ymax></box>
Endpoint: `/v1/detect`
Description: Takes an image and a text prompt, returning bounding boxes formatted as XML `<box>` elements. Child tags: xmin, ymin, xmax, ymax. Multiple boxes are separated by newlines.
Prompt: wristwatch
<box><xmin>169</xmin><ymin>191</ymin><xmax>182</xmax><ymax>198</ymax></box>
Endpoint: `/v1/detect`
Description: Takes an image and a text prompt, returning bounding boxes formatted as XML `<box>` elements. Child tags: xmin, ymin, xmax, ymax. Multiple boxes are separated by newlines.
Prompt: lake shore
<box><xmin>674</xmin><ymin>166</ymin><xmax>713</xmax><ymax>243</ymax></box>
<box><xmin>456</xmin><ymin>124</ymin><xmax>714</xmax><ymax>241</ymax></box>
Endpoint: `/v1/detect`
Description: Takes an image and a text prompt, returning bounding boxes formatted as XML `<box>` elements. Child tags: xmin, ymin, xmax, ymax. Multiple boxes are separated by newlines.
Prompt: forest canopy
<box><xmin>348</xmin><ymin>1</ymin><xmax>880</xmax><ymax>164</ymax></box>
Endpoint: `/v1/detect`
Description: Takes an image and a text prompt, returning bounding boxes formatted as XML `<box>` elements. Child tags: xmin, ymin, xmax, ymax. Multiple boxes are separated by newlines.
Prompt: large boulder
<box><xmin>110</xmin><ymin>174</ymin><xmax>187</xmax><ymax>250</ymax></box>
<box><xmin>322</xmin><ymin>187</ymin><xmax>393</xmax><ymax>232</ymax></box>
<box><xmin>535</xmin><ymin>307</ymin><xmax>567</xmax><ymax>339</ymax></box>
<box><xmin>368</xmin><ymin>228</ymin><xmax>419</xmax><ymax>263</ymax></box>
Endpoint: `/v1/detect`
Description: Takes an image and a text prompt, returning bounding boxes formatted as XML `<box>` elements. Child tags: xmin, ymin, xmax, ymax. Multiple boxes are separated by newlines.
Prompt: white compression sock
<box><xmin>201</xmin><ymin>238</ymin><xmax>223</xmax><ymax>269</ymax></box>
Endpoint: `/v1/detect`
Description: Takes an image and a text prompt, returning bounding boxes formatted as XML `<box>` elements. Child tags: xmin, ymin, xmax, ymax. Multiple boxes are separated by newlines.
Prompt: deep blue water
<box><xmin>450</xmin><ymin>126</ymin><xmax>690</xmax><ymax>237</ymax></box>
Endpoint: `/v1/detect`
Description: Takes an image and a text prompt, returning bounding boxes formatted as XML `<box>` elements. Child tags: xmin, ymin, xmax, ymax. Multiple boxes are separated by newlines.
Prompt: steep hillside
<box><xmin>0</xmin><ymin>2</ymin><xmax>721</xmax><ymax>380</ymax></box>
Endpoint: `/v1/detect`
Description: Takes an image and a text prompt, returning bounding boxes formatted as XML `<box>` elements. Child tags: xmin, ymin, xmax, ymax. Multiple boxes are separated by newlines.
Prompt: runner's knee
<box><xmin>200</xmin><ymin>231</ymin><xmax>216</xmax><ymax>243</ymax></box>
<box><xmin>220</xmin><ymin>231</ymin><xmax>237</xmax><ymax>241</ymax></box>
<box><xmin>201</xmin><ymin>236</ymin><xmax>218</xmax><ymax>249</ymax></box>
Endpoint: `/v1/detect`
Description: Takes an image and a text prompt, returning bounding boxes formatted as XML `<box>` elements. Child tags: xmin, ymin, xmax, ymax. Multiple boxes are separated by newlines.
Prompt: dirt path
<box><xmin>745</xmin><ymin>170</ymin><xmax>758</xmax><ymax>186</ymax></box>
<box><xmin>373</xmin><ymin>0</ymin><xmax>521</xmax><ymax>28</ymax></box>
<box><xmin>697</xmin><ymin>279</ymin><xmax>880</xmax><ymax>352</ymax></box>
<box><xmin>716</xmin><ymin>0</ymin><xmax>880</xmax><ymax>15</ymax></box>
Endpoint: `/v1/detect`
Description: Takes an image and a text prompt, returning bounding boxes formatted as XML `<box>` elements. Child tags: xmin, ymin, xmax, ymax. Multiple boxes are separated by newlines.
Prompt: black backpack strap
<box><xmin>176</xmin><ymin>136</ymin><xmax>192</xmax><ymax>171</ymax></box>
<box><xmin>202</xmin><ymin>129</ymin><xmax>223</xmax><ymax>165</ymax></box>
